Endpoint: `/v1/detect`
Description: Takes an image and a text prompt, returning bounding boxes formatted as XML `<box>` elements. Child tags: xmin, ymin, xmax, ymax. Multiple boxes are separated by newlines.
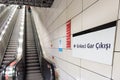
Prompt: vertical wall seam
<box><xmin>111</xmin><ymin>0</ymin><xmax>120</xmax><ymax>79</ymax></box>
<box><xmin>80</xmin><ymin>0</ymin><xmax>83</xmax><ymax>80</ymax></box>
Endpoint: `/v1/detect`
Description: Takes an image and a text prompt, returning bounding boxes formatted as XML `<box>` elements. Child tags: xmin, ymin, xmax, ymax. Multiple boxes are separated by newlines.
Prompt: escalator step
<box><xmin>27</xmin><ymin>48</ymin><xmax>36</xmax><ymax>50</ymax></box>
<box><xmin>26</xmin><ymin>54</ymin><xmax>38</xmax><ymax>56</ymax></box>
<box><xmin>27</xmin><ymin>45</ymin><xmax>35</xmax><ymax>46</ymax></box>
<box><xmin>27</xmin><ymin>47</ymin><xmax>36</xmax><ymax>49</ymax></box>
<box><xmin>7</xmin><ymin>46</ymin><xmax>17</xmax><ymax>49</ymax></box>
<box><xmin>8</xmin><ymin>43</ymin><xmax>18</xmax><ymax>45</ymax></box>
<box><xmin>26</xmin><ymin>67</ymin><xmax>40</xmax><ymax>70</ymax></box>
<box><xmin>5</xmin><ymin>52</ymin><xmax>16</xmax><ymax>54</ymax></box>
<box><xmin>26</xmin><ymin>77</ymin><xmax>43</xmax><ymax>80</ymax></box>
<box><xmin>6</xmin><ymin>49</ymin><xmax>16</xmax><ymax>52</ymax></box>
<box><xmin>8</xmin><ymin>42</ymin><xmax>18</xmax><ymax>43</ymax></box>
<box><xmin>27</xmin><ymin>51</ymin><xmax>37</xmax><ymax>53</ymax></box>
<box><xmin>27</xmin><ymin>47</ymin><xmax>37</xmax><ymax>50</ymax></box>
<box><xmin>27</xmin><ymin>56</ymin><xmax>38</xmax><ymax>58</ymax></box>
<box><xmin>27</xmin><ymin>44</ymin><xmax>35</xmax><ymax>45</ymax></box>
<box><xmin>27</xmin><ymin>43</ymin><xmax>35</xmax><ymax>44</ymax></box>
<box><xmin>9</xmin><ymin>41</ymin><xmax>18</xmax><ymax>43</ymax></box>
<box><xmin>2</xmin><ymin>61</ymin><xmax>10</xmax><ymax>64</ymax></box>
<box><xmin>5</xmin><ymin>55</ymin><xmax>15</xmax><ymax>57</ymax></box>
<box><xmin>26</xmin><ymin>60</ymin><xmax>39</xmax><ymax>63</ymax></box>
<box><xmin>26</xmin><ymin>57</ymin><xmax>38</xmax><ymax>60</ymax></box>
<box><xmin>27</xmin><ymin>41</ymin><xmax>35</xmax><ymax>42</ymax></box>
<box><xmin>26</xmin><ymin>63</ymin><xmax>40</xmax><ymax>66</ymax></box>
<box><xmin>26</xmin><ymin>70</ymin><xmax>40</xmax><ymax>73</ymax></box>
<box><xmin>8</xmin><ymin>43</ymin><xmax>17</xmax><ymax>46</ymax></box>
<box><xmin>9</xmin><ymin>40</ymin><xmax>17</xmax><ymax>42</ymax></box>
<box><xmin>6</xmin><ymin>51</ymin><xmax>16</xmax><ymax>53</ymax></box>
<box><xmin>7</xmin><ymin>47</ymin><xmax>17</xmax><ymax>49</ymax></box>
<box><xmin>8</xmin><ymin>45</ymin><xmax>17</xmax><ymax>47</ymax></box>
<box><xmin>26</xmin><ymin>50</ymin><xmax>36</xmax><ymax>52</ymax></box>
<box><xmin>26</xmin><ymin>53</ymin><xmax>37</xmax><ymax>57</ymax></box>
<box><xmin>27</xmin><ymin>40</ymin><xmax>34</xmax><ymax>41</ymax></box>
<box><xmin>26</xmin><ymin>74</ymin><xmax>43</xmax><ymax>80</ymax></box>
<box><xmin>27</xmin><ymin>46</ymin><xmax>36</xmax><ymax>48</ymax></box>
<box><xmin>4</xmin><ymin>57</ymin><xmax>14</xmax><ymax>60</ymax></box>
<box><xmin>26</xmin><ymin>73</ymin><xmax>42</xmax><ymax>76</ymax></box>
<box><xmin>27</xmin><ymin>41</ymin><xmax>35</xmax><ymax>43</ymax></box>
<box><xmin>27</xmin><ymin>49</ymin><xmax>36</xmax><ymax>51</ymax></box>
<box><xmin>27</xmin><ymin>42</ymin><xmax>35</xmax><ymax>43</ymax></box>
<box><xmin>27</xmin><ymin>40</ymin><xmax>34</xmax><ymax>42</ymax></box>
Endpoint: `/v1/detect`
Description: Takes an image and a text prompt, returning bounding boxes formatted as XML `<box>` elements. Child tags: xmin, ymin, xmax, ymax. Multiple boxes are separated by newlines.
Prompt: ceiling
<box><xmin>0</xmin><ymin>0</ymin><xmax>54</xmax><ymax>7</ymax></box>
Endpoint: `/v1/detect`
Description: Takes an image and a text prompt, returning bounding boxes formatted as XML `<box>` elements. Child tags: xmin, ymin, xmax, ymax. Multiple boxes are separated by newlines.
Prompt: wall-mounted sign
<box><xmin>66</xmin><ymin>20</ymin><xmax>71</xmax><ymax>49</ymax></box>
<box><xmin>72</xmin><ymin>21</ymin><xmax>116</xmax><ymax>65</ymax></box>
<box><xmin>58</xmin><ymin>39</ymin><xmax>63</xmax><ymax>52</ymax></box>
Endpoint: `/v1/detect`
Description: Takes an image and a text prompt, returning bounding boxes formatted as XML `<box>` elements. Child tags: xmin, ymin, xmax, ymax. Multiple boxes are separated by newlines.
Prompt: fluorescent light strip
<box><xmin>17</xmin><ymin>47</ymin><xmax>23</xmax><ymax>53</ymax></box>
<box><xmin>18</xmin><ymin>38</ymin><xmax>23</xmax><ymax>43</ymax></box>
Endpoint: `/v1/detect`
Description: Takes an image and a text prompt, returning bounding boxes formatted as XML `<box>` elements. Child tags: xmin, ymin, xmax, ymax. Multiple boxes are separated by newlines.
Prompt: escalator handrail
<box><xmin>14</xmin><ymin>55</ymin><xmax>24</xmax><ymax>67</ymax></box>
<box><xmin>1</xmin><ymin>58</ymin><xmax>16</xmax><ymax>80</ymax></box>
<box><xmin>42</xmin><ymin>57</ymin><xmax>56</xmax><ymax>80</ymax></box>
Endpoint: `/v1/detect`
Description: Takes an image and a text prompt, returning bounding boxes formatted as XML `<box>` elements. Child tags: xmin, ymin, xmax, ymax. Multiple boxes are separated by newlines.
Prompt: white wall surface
<box><xmin>32</xmin><ymin>0</ymin><xmax>120</xmax><ymax>80</ymax></box>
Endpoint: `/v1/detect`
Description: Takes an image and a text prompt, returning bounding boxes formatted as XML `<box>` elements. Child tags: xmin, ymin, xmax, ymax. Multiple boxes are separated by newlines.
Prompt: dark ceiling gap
<box><xmin>0</xmin><ymin>0</ymin><xmax>54</xmax><ymax>7</ymax></box>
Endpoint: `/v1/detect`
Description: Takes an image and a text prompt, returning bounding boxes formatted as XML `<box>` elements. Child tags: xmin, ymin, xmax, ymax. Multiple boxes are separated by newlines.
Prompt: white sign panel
<box><xmin>72</xmin><ymin>24</ymin><xmax>116</xmax><ymax>65</ymax></box>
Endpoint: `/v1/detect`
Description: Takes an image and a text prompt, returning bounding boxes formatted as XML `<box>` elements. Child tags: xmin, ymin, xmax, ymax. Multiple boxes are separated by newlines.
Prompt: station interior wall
<box><xmin>31</xmin><ymin>0</ymin><xmax>120</xmax><ymax>80</ymax></box>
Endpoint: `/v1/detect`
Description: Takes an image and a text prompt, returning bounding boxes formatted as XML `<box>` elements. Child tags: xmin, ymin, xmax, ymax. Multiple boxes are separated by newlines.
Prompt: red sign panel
<box><xmin>66</xmin><ymin>20</ymin><xmax>71</xmax><ymax>49</ymax></box>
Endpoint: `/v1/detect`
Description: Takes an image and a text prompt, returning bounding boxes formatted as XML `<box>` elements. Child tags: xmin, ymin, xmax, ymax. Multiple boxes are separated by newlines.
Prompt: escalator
<box><xmin>25</xmin><ymin>10</ymin><xmax>43</xmax><ymax>80</ymax></box>
<box><xmin>0</xmin><ymin>7</ymin><xmax>55</xmax><ymax>80</ymax></box>
<box><xmin>1</xmin><ymin>9</ymin><xmax>21</xmax><ymax>68</ymax></box>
